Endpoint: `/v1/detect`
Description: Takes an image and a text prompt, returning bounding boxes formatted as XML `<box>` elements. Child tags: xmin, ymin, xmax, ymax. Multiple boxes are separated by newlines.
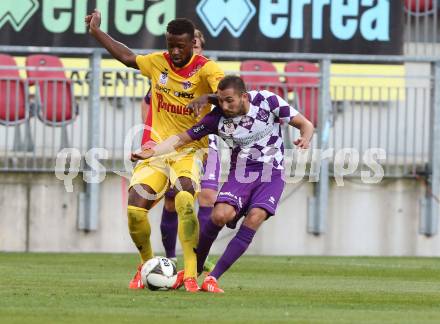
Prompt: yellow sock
<box><xmin>127</xmin><ymin>205</ymin><xmax>153</xmax><ymax>263</ymax></box>
<box><xmin>175</xmin><ymin>191</ymin><xmax>199</xmax><ymax>279</ymax></box>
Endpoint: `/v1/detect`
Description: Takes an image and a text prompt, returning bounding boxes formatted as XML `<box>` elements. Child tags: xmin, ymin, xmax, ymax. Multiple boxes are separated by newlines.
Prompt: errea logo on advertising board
<box><xmin>197</xmin><ymin>0</ymin><xmax>390</xmax><ymax>41</ymax></box>
<box><xmin>0</xmin><ymin>0</ymin><xmax>39</xmax><ymax>32</ymax></box>
<box><xmin>0</xmin><ymin>0</ymin><xmax>401</xmax><ymax>55</ymax></box>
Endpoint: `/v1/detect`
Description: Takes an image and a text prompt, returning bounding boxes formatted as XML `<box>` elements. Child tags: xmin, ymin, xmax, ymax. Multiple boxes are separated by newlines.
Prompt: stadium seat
<box><xmin>25</xmin><ymin>54</ymin><xmax>77</xmax><ymax>148</ymax></box>
<box><xmin>404</xmin><ymin>0</ymin><xmax>433</xmax><ymax>13</ymax></box>
<box><xmin>240</xmin><ymin>60</ymin><xmax>286</xmax><ymax>98</ymax></box>
<box><xmin>284</xmin><ymin>61</ymin><xmax>320</xmax><ymax>127</ymax></box>
<box><xmin>0</xmin><ymin>54</ymin><xmax>33</xmax><ymax>151</ymax></box>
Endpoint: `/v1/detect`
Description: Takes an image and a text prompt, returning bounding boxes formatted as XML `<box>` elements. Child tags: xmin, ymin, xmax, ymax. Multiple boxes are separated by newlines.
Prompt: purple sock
<box><xmin>210</xmin><ymin>225</ymin><xmax>256</xmax><ymax>279</ymax></box>
<box><xmin>197</xmin><ymin>218</ymin><xmax>222</xmax><ymax>274</ymax></box>
<box><xmin>198</xmin><ymin>206</ymin><xmax>213</xmax><ymax>232</ymax></box>
<box><xmin>160</xmin><ymin>209</ymin><xmax>178</xmax><ymax>259</ymax></box>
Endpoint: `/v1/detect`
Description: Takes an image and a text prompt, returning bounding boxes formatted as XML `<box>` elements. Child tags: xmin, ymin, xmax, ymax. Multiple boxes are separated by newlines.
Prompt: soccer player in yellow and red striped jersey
<box><xmin>86</xmin><ymin>10</ymin><xmax>224</xmax><ymax>292</ymax></box>
<box><xmin>141</xmin><ymin>31</ymin><xmax>217</xmax><ymax>273</ymax></box>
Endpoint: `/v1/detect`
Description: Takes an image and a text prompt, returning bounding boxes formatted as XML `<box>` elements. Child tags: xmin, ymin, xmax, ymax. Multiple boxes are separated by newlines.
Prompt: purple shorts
<box><xmin>216</xmin><ymin>168</ymin><xmax>285</xmax><ymax>229</ymax></box>
<box><xmin>164</xmin><ymin>147</ymin><xmax>220</xmax><ymax>198</ymax></box>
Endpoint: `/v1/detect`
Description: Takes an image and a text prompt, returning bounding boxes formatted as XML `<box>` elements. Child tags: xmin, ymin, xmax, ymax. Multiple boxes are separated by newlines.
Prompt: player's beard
<box><xmin>238</xmin><ymin>98</ymin><xmax>246</xmax><ymax>116</ymax></box>
<box><xmin>225</xmin><ymin>98</ymin><xmax>246</xmax><ymax>118</ymax></box>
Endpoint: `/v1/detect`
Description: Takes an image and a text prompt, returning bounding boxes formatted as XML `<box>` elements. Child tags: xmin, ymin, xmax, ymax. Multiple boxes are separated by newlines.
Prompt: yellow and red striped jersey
<box><xmin>136</xmin><ymin>52</ymin><xmax>224</xmax><ymax>151</ymax></box>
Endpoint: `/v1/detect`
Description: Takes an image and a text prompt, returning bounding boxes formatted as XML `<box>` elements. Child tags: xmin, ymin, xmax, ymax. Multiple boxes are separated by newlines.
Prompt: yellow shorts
<box><xmin>129</xmin><ymin>150</ymin><xmax>204</xmax><ymax>198</ymax></box>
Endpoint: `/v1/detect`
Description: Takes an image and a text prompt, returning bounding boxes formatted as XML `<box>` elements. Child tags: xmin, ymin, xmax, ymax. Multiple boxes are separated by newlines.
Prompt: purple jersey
<box><xmin>207</xmin><ymin>134</ymin><xmax>218</xmax><ymax>151</ymax></box>
<box><xmin>187</xmin><ymin>90</ymin><xmax>298</xmax><ymax>171</ymax></box>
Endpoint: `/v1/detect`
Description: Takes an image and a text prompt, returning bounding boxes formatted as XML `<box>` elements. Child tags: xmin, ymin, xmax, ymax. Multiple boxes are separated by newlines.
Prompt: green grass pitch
<box><xmin>1</xmin><ymin>253</ymin><xmax>440</xmax><ymax>323</ymax></box>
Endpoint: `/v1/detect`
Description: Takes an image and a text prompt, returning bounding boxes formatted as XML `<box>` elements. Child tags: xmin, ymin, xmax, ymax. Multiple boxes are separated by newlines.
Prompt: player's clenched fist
<box><xmin>294</xmin><ymin>137</ymin><xmax>310</xmax><ymax>149</ymax></box>
<box><xmin>187</xmin><ymin>95</ymin><xmax>209</xmax><ymax>117</ymax></box>
<box><xmin>187</xmin><ymin>94</ymin><xmax>219</xmax><ymax>117</ymax></box>
<box><xmin>85</xmin><ymin>9</ymin><xmax>101</xmax><ymax>33</ymax></box>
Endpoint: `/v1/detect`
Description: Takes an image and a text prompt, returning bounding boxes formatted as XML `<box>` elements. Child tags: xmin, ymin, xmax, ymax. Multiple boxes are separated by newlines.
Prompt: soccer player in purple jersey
<box><xmin>132</xmin><ymin>75</ymin><xmax>314</xmax><ymax>292</ymax></box>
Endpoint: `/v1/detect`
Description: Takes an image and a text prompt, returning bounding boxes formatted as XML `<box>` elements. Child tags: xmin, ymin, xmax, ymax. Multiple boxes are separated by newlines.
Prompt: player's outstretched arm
<box><xmin>131</xmin><ymin>132</ymin><xmax>193</xmax><ymax>162</ymax></box>
<box><xmin>85</xmin><ymin>9</ymin><xmax>138</xmax><ymax>69</ymax></box>
<box><xmin>131</xmin><ymin>107</ymin><xmax>219</xmax><ymax>161</ymax></box>
<box><xmin>289</xmin><ymin>113</ymin><xmax>314</xmax><ymax>149</ymax></box>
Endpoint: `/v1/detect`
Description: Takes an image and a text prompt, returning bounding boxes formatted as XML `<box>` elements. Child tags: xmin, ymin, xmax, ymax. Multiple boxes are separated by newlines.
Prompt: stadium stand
<box><xmin>405</xmin><ymin>0</ymin><xmax>433</xmax><ymax>12</ymax></box>
<box><xmin>284</xmin><ymin>61</ymin><xmax>319</xmax><ymax>127</ymax></box>
<box><xmin>240</xmin><ymin>60</ymin><xmax>286</xmax><ymax>97</ymax></box>
<box><xmin>25</xmin><ymin>54</ymin><xmax>77</xmax><ymax>149</ymax></box>
<box><xmin>0</xmin><ymin>54</ymin><xmax>33</xmax><ymax>151</ymax></box>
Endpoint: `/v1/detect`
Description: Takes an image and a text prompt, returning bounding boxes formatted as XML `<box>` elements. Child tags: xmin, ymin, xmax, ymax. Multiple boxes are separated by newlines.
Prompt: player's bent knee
<box><xmin>211</xmin><ymin>205</ymin><xmax>235</xmax><ymax>226</ymax></box>
<box><xmin>175</xmin><ymin>176</ymin><xmax>197</xmax><ymax>195</ymax></box>
<box><xmin>128</xmin><ymin>185</ymin><xmax>156</xmax><ymax>210</ymax></box>
<box><xmin>243</xmin><ymin>208</ymin><xmax>268</xmax><ymax>231</ymax></box>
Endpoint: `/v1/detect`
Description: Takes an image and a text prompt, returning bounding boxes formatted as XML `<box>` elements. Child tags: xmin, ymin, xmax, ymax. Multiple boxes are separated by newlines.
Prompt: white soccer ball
<box><xmin>141</xmin><ymin>256</ymin><xmax>177</xmax><ymax>291</ymax></box>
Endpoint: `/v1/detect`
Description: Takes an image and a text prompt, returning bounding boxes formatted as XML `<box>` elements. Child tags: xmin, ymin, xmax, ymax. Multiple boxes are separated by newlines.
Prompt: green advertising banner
<box><xmin>0</xmin><ymin>0</ymin><xmax>403</xmax><ymax>55</ymax></box>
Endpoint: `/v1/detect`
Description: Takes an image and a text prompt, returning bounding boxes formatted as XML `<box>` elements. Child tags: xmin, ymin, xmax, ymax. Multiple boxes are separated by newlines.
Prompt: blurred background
<box><xmin>0</xmin><ymin>0</ymin><xmax>439</xmax><ymax>256</ymax></box>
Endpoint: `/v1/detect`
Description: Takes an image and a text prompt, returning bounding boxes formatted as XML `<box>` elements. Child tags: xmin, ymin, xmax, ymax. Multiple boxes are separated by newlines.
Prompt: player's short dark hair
<box><xmin>218</xmin><ymin>75</ymin><xmax>247</xmax><ymax>94</ymax></box>
<box><xmin>167</xmin><ymin>18</ymin><xmax>195</xmax><ymax>39</ymax></box>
